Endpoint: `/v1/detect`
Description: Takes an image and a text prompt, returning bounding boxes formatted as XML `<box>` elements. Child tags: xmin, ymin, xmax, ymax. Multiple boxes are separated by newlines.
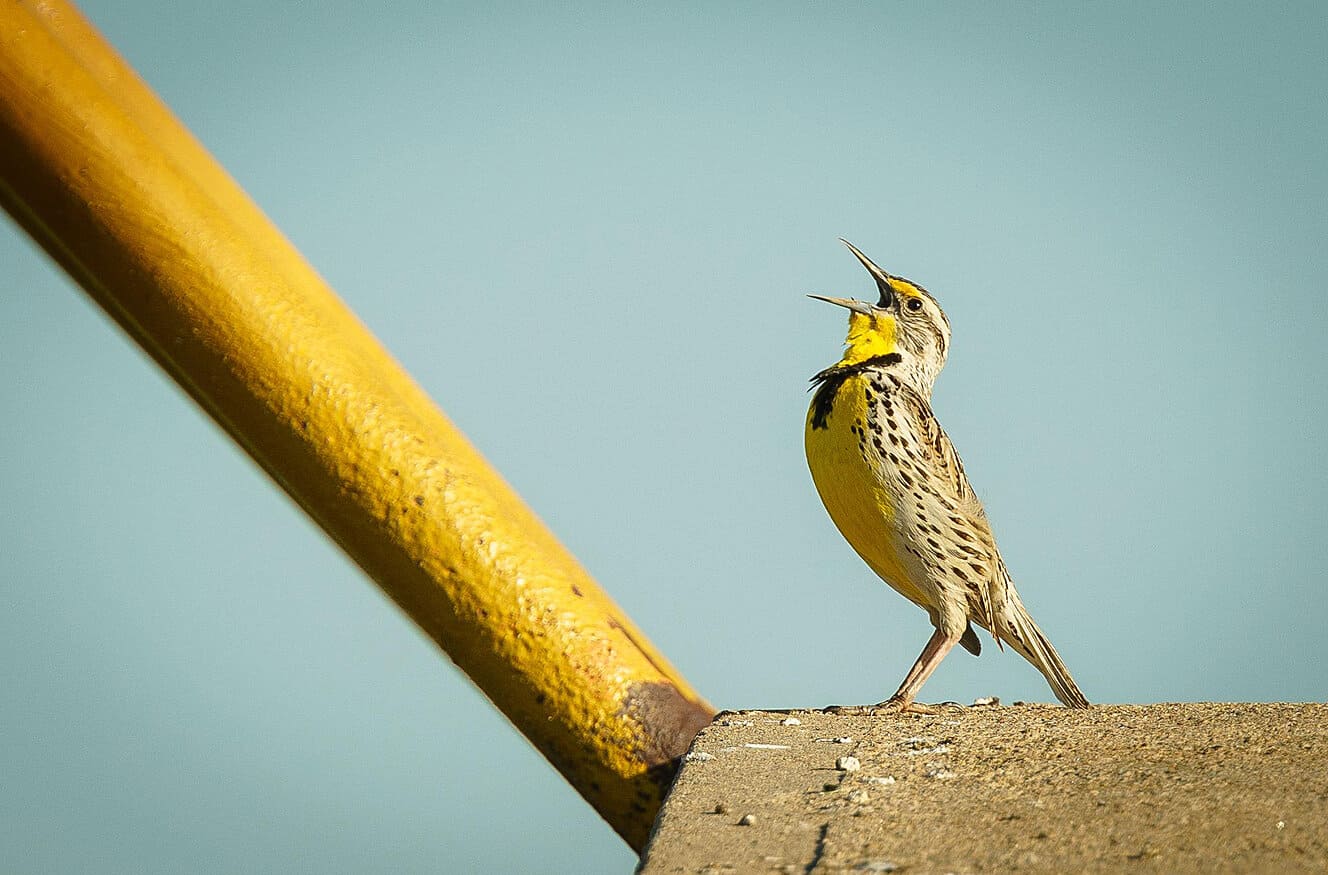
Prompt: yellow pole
<box><xmin>0</xmin><ymin>0</ymin><xmax>712</xmax><ymax>850</ymax></box>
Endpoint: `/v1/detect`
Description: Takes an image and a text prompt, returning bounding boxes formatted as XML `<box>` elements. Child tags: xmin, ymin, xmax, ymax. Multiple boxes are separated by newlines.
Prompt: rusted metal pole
<box><xmin>0</xmin><ymin>0</ymin><xmax>712</xmax><ymax>850</ymax></box>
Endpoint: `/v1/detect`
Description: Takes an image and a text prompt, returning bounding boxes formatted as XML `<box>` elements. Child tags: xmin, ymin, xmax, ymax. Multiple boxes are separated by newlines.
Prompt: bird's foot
<box><xmin>934</xmin><ymin>700</ymin><xmax>969</xmax><ymax>713</ymax></box>
<box><xmin>825</xmin><ymin>697</ymin><xmax>964</xmax><ymax>716</ymax></box>
<box><xmin>823</xmin><ymin>703</ymin><xmax>879</xmax><ymax>716</ymax></box>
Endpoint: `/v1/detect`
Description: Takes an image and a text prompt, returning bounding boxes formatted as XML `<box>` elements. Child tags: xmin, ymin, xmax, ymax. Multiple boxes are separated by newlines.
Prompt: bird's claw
<box><xmin>824</xmin><ymin>697</ymin><xmax>961</xmax><ymax>716</ymax></box>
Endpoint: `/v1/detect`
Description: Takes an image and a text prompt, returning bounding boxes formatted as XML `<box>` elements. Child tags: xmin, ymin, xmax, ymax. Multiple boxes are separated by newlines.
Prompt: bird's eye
<box><xmin>905</xmin><ymin>298</ymin><xmax>923</xmax><ymax>312</ymax></box>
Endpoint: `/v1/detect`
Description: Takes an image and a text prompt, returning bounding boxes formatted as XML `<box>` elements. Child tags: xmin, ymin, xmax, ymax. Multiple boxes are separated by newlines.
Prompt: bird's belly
<box><xmin>805</xmin><ymin>388</ymin><xmax>929</xmax><ymax>609</ymax></box>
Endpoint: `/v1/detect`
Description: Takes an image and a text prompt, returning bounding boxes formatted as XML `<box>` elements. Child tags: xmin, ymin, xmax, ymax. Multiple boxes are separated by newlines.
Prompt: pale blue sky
<box><xmin>2</xmin><ymin>3</ymin><xmax>1325</xmax><ymax>872</ymax></box>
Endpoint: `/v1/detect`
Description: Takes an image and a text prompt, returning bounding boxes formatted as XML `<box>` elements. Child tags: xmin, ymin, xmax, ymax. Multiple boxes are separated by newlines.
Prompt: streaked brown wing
<box><xmin>892</xmin><ymin>384</ymin><xmax>1011</xmax><ymax>636</ymax></box>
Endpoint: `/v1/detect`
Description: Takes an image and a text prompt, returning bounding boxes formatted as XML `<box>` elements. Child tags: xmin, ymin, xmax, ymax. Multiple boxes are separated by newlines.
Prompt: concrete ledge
<box><xmin>638</xmin><ymin>703</ymin><xmax>1328</xmax><ymax>873</ymax></box>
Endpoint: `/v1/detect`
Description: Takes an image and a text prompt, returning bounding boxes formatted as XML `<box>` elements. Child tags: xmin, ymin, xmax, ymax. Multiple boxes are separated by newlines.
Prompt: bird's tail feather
<box><xmin>998</xmin><ymin>596</ymin><xmax>1089</xmax><ymax>709</ymax></box>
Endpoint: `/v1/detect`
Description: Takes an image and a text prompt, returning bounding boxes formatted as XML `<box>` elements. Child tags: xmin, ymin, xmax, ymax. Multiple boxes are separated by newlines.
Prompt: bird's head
<box><xmin>810</xmin><ymin>239</ymin><xmax>951</xmax><ymax>391</ymax></box>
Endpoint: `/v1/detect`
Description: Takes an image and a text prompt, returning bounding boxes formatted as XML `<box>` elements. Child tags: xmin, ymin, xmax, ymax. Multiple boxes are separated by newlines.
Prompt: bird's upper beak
<box><xmin>839</xmin><ymin>238</ymin><xmax>896</xmax><ymax>309</ymax></box>
<box><xmin>840</xmin><ymin>238</ymin><xmax>892</xmax><ymax>285</ymax></box>
<box><xmin>807</xmin><ymin>294</ymin><xmax>875</xmax><ymax>316</ymax></box>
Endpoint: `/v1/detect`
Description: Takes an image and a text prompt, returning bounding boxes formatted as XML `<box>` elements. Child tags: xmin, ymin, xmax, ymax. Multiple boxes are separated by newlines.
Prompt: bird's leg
<box><xmin>826</xmin><ymin>628</ymin><xmax>962</xmax><ymax>716</ymax></box>
<box><xmin>877</xmin><ymin>628</ymin><xmax>961</xmax><ymax>714</ymax></box>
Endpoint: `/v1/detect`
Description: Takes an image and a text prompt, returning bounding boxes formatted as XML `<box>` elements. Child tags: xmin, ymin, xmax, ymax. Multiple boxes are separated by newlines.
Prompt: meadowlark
<box><xmin>804</xmin><ymin>240</ymin><xmax>1089</xmax><ymax>711</ymax></box>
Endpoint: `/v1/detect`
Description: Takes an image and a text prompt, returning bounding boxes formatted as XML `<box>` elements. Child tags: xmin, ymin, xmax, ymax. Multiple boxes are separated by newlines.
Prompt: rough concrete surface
<box><xmin>637</xmin><ymin>703</ymin><xmax>1328</xmax><ymax>874</ymax></box>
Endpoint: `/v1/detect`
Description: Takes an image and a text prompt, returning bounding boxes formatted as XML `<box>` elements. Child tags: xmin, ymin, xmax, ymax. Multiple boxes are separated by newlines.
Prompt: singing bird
<box><xmin>804</xmin><ymin>240</ymin><xmax>1088</xmax><ymax>712</ymax></box>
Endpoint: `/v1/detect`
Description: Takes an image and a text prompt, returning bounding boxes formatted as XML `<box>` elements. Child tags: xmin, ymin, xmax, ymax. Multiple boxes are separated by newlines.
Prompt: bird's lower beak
<box><xmin>807</xmin><ymin>294</ymin><xmax>874</xmax><ymax>316</ymax></box>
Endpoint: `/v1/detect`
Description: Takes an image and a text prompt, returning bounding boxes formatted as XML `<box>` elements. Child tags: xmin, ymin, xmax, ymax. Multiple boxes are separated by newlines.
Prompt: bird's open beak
<box><xmin>840</xmin><ymin>238</ymin><xmax>892</xmax><ymax>286</ymax></box>
<box><xmin>807</xmin><ymin>294</ymin><xmax>874</xmax><ymax>315</ymax></box>
<box><xmin>839</xmin><ymin>238</ymin><xmax>896</xmax><ymax>309</ymax></box>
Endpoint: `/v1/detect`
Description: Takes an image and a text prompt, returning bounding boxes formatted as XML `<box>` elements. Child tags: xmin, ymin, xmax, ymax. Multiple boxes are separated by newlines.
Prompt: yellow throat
<box><xmin>838</xmin><ymin>310</ymin><xmax>897</xmax><ymax>365</ymax></box>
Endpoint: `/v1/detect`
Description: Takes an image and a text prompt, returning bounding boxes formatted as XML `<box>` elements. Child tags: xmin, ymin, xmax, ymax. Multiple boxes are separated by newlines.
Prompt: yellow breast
<box><xmin>804</xmin><ymin>374</ymin><xmax>930</xmax><ymax>610</ymax></box>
